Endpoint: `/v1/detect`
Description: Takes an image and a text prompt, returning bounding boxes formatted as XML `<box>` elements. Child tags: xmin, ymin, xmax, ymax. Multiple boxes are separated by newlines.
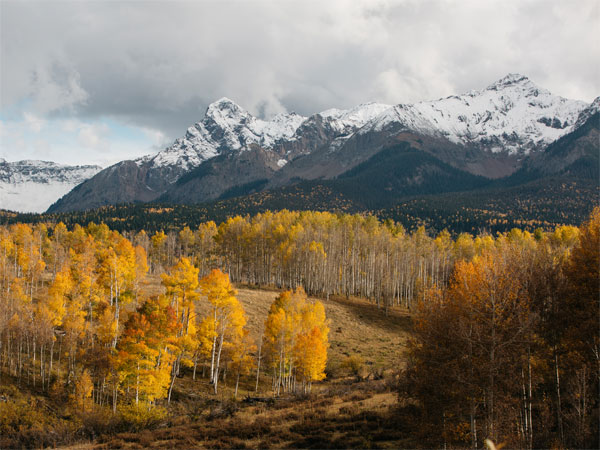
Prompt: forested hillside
<box><xmin>3</xmin><ymin>173</ymin><xmax>597</xmax><ymax>235</ymax></box>
<box><xmin>0</xmin><ymin>208</ymin><xmax>597</xmax><ymax>448</ymax></box>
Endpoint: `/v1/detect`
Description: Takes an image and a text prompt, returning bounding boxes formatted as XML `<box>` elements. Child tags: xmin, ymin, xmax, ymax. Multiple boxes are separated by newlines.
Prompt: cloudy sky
<box><xmin>1</xmin><ymin>0</ymin><xmax>598</xmax><ymax>167</ymax></box>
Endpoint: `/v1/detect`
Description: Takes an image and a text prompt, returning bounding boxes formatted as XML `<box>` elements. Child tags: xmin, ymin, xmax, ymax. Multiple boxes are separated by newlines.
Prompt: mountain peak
<box><xmin>486</xmin><ymin>73</ymin><xmax>533</xmax><ymax>91</ymax></box>
<box><xmin>207</xmin><ymin>97</ymin><xmax>244</xmax><ymax>111</ymax></box>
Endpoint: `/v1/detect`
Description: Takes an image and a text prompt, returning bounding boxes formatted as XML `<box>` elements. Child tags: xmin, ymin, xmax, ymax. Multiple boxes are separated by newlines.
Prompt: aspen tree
<box><xmin>161</xmin><ymin>257</ymin><xmax>199</xmax><ymax>402</ymax></box>
<box><xmin>117</xmin><ymin>296</ymin><xmax>179</xmax><ymax>406</ymax></box>
<box><xmin>230</xmin><ymin>329</ymin><xmax>256</xmax><ymax>398</ymax></box>
<box><xmin>199</xmin><ymin>269</ymin><xmax>246</xmax><ymax>394</ymax></box>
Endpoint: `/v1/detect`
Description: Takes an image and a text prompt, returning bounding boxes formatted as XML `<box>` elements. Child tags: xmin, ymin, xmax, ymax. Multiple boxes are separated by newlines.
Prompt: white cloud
<box><xmin>141</xmin><ymin>127</ymin><xmax>170</xmax><ymax>150</ymax></box>
<box><xmin>0</xmin><ymin>0</ymin><xmax>598</xmax><ymax>165</ymax></box>
<box><xmin>29</xmin><ymin>64</ymin><xmax>89</xmax><ymax>114</ymax></box>
<box><xmin>23</xmin><ymin>112</ymin><xmax>46</xmax><ymax>133</ymax></box>
<box><xmin>77</xmin><ymin>123</ymin><xmax>110</xmax><ymax>151</ymax></box>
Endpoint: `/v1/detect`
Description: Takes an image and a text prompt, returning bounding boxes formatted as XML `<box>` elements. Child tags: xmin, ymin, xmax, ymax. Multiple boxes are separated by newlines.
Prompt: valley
<box><xmin>2</xmin><ymin>3</ymin><xmax>598</xmax><ymax>448</ymax></box>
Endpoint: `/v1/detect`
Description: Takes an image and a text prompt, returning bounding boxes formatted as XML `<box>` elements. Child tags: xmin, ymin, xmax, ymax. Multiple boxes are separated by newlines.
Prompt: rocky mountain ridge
<box><xmin>19</xmin><ymin>74</ymin><xmax>598</xmax><ymax>213</ymax></box>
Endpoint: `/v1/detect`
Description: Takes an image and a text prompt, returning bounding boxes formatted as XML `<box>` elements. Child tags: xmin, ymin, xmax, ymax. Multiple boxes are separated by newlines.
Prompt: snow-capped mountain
<box><xmin>47</xmin><ymin>74</ymin><xmax>595</xmax><ymax>213</ymax></box>
<box><xmin>0</xmin><ymin>159</ymin><xmax>101</xmax><ymax>213</ymax></box>
<box><xmin>48</xmin><ymin>98</ymin><xmax>393</xmax><ymax>212</ymax></box>
<box><xmin>136</xmin><ymin>97</ymin><xmax>391</xmax><ymax>175</ymax></box>
<box><xmin>359</xmin><ymin>74</ymin><xmax>587</xmax><ymax>155</ymax></box>
<box><xmin>138</xmin><ymin>98</ymin><xmax>307</xmax><ymax>174</ymax></box>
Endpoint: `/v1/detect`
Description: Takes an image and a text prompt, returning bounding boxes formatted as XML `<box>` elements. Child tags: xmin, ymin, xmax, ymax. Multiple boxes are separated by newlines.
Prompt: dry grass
<box><xmin>143</xmin><ymin>275</ymin><xmax>412</xmax><ymax>372</ymax></box>
<box><xmin>84</xmin><ymin>387</ymin><xmax>409</xmax><ymax>449</ymax></box>
<box><xmin>217</xmin><ymin>287</ymin><xmax>411</xmax><ymax>370</ymax></box>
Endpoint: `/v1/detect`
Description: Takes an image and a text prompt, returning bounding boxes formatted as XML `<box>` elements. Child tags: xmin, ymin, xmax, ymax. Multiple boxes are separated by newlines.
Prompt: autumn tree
<box><xmin>72</xmin><ymin>369</ymin><xmax>93</xmax><ymax>412</ymax></box>
<box><xmin>264</xmin><ymin>287</ymin><xmax>328</xmax><ymax>394</ymax></box>
<box><xmin>199</xmin><ymin>269</ymin><xmax>247</xmax><ymax>394</ymax></box>
<box><xmin>117</xmin><ymin>295</ymin><xmax>179</xmax><ymax>407</ymax></box>
<box><xmin>230</xmin><ymin>329</ymin><xmax>256</xmax><ymax>398</ymax></box>
<box><xmin>559</xmin><ymin>207</ymin><xmax>599</xmax><ymax>447</ymax></box>
<box><xmin>161</xmin><ymin>257</ymin><xmax>199</xmax><ymax>402</ymax></box>
<box><xmin>404</xmin><ymin>245</ymin><xmax>533</xmax><ymax>447</ymax></box>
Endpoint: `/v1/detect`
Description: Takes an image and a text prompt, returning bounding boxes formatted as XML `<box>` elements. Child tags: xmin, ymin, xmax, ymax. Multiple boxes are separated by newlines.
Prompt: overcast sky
<box><xmin>1</xmin><ymin>0</ymin><xmax>598</xmax><ymax>167</ymax></box>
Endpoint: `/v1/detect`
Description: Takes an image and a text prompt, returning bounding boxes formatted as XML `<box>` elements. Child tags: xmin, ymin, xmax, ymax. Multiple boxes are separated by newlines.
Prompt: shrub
<box><xmin>340</xmin><ymin>354</ymin><xmax>366</xmax><ymax>378</ymax></box>
<box><xmin>0</xmin><ymin>398</ymin><xmax>78</xmax><ymax>448</ymax></box>
<box><xmin>118</xmin><ymin>404</ymin><xmax>168</xmax><ymax>431</ymax></box>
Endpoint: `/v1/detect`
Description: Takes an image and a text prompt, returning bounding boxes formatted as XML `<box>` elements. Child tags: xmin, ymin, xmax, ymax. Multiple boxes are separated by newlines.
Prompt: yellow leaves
<box><xmin>9</xmin><ymin>277</ymin><xmax>28</xmax><ymax>304</ymax></box>
<box><xmin>72</xmin><ymin>369</ymin><xmax>93</xmax><ymax>412</ymax></box>
<box><xmin>162</xmin><ymin>257</ymin><xmax>200</xmax><ymax>349</ymax></box>
<box><xmin>230</xmin><ymin>329</ymin><xmax>256</xmax><ymax>376</ymax></box>
<box><xmin>434</xmin><ymin>229</ymin><xmax>452</xmax><ymax>252</ymax></box>
<box><xmin>294</xmin><ymin>326</ymin><xmax>327</xmax><ymax>383</ymax></box>
<box><xmin>264</xmin><ymin>287</ymin><xmax>329</xmax><ymax>388</ymax></box>
<box><xmin>47</xmin><ymin>268</ymin><xmax>73</xmax><ymax>326</ymax></box>
<box><xmin>162</xmin><ymin>257</ymin><xmax>200</xmax><ymax>307</ymax></box>
<box><xmin>178</xmin><ymin>226</ymin><xmax>195</xmax><ymax>249</ymax></box>
<box><xmin>134</xmin><ymin>246</ymin><xmax>149</xmax><ymax>281</ymax></box>
<box><xmin>549</xmin><ymin>224</ymin><xmax>579</xmax><ymax>248</ymax></box>
<box><xmin>197</xmin><ymin>268</ymin><xmax>249</xmax><ymax>393</ymax></box>
<box><xmin>308</xmin><ymin>240</ymin><xmax>326</xmax><ymax>259</ymax></box>
<box><xmin>151</xmin><ymin>230</ymin><xmax>167</xmax><ymax>249</ymax></box>
<box><xmin>117</xmin><ymin>296</ymin><xmax>179</xmax><ymax>404</ymax></box>
<box><xmin>196</xmin><ymin>316</ymin><xmax>217</xmax><ymax>359</ymax></box>
<box><xmin>199</xmin><ymin>268</ymin><xmax>236</xmax><ymax>309</ymax></box>
<box><xmin>453</xmin><ymin>233</ymin><xmax>475</xmax><ymax>261</ymax></box>
<box><xmin>199</xmin><ymin>268</ymin><xmax>247</xmax><ymax>343</ymax></box>
<box><xmin>97</xmin><ymin>308</ymin><xmax>117</xmax><ymax>346</ymax></box>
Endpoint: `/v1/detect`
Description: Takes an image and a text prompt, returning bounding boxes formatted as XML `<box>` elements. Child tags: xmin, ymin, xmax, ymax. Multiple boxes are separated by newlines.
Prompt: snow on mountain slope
<box><xmin>139</xmin><ymin>98</ymin><xmax>307</xmax><ymax>170</ymax></box>
<box><xmin>43</xmin><ymin>73</ymin><xmax>596</xmax><ymax>214</ymax></box>
<box><xmin>137</xmin><ymin>98</ymin><xmax>393</xmax><ymax>172</ymax></box>
<box><xmin>0</xmin><ymin>159</ymin><xmax>102</xmax><ymax>213</ymax></box>
<box><xmin>319</xmin><ymin>102</ymin><xmax>392</xmax><ymax>133</ymax></box>
<box><xmin>142</xmin><ymin>74</ymin><xmax>586</xmax><ymax>179</ymax></box>
<box><xmin>361</xmin><ymin>74</ymin><xmax>588</xmax><ymax>155</ymax></box>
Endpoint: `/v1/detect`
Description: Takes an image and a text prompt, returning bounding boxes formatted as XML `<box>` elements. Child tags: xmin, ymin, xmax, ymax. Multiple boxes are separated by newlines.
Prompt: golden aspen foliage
<box><xmin>230</xmin><ymin>328</ymin><xmax>256</xmax><ymax>398</ymax></box>
<box><xmin>162</xmin><ymin>257</ymin><xmax>199</xmax><ymax>337</ymax></box>
<box><xmin>151</xmin><ymin>230</ymin><xmax>168</xmax><ymax>270</ymax></box>
<box><xmin>72</xmin><ymin>369</ymin><xmax>94</xmax><ymax>412</ymax></box>
<box><xmin>294</xmin><ymin>326</ymin><xmax>327</xmax><ymax>386</ymax></box>
<box><xmin>161</xmin><ymin>257</ymin><xmax>200</xmax><ymax>401</ymax></box>
<box><xmin>117</xmin><ymin>296</ymin><xmax>179</xmax><ymax>406</ymax></box>
<box><xmin>46</xmin><ymin>267</ymin><xmax>73</xmax><ymax>327</ymax></box>
<box><xmin>133</xmin><ymin>245</ymin><xmax>149</xmax><ymax>302</ymax></box>
<box><xmin>178</xmin><ymin>226</ymin><xmax>195</xmax><ymax>257</ymax></box>
<box><xmin>196</xmin><ymin>316</ymin><xmax>217</xmax><ymax>362</ymax></box>
<box><xmin>264</xmin><ymin>287</ymin><xmax>329</xmax><ymax>393</ymax></box>
<box><xmin>199</xmin><ymin>268</ymin><xmax>247</xmax><ymax>394</ymax></box>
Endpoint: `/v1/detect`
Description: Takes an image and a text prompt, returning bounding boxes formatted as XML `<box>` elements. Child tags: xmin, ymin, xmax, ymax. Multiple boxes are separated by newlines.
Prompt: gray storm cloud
<box><xmin>1</xmin><ymin>0</ymin><xmax>599</xmax><ymax>143</ymax></box>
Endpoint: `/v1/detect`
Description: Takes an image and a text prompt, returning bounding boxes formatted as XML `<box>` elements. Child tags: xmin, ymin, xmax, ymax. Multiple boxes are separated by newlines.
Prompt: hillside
<box><xmin>7</xmin><ymin>108</ymin><xmax>598</xmax><ymax>234</ymax></box>
<box><xmin>1</xmin><ymin>282</ymin><xmax>413</xmax><ymax>449</ymax></box>
<box><xmin>4</xmin><ymin>174</ymin><xmax>597</xmax><ymax>235</ymax></box>
<box><xmin>0</xmin><ymin>210</ymin><xmax>596</xmax><ymax>449</ymax></box>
